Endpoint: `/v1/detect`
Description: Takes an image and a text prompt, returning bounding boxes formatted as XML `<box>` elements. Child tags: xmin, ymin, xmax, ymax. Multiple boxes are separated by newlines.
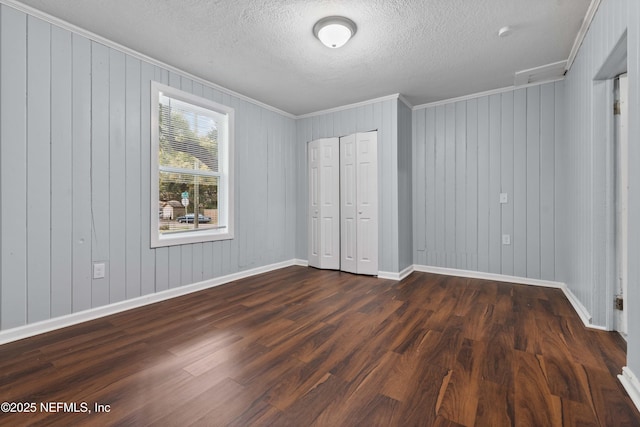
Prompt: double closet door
<box><xmin>308</xmin><ymin>131</ymin><xmax>378</xmax><ymax>275</ymax></box>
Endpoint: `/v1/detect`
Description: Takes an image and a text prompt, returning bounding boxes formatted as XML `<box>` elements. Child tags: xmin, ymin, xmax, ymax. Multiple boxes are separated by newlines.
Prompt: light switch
<box><xmin>93</xmin><ymin>263</ymin><xmax>106</xmax><ymax>279</ymax></box>
<box><xmin>502</xmin><ymin>234</ymin><xmax>511</xmax><ymax>245</ymax></box>
<box><xmin>499</xmin><ymin>193</ymin><xmax>508</xmax><ymax>204</ymax></box>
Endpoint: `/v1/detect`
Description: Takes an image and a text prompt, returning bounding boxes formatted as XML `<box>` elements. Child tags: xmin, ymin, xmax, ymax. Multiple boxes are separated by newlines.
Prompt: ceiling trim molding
<box><xmin>566</xmin><ymin>0</ymin><xmax>602</xmax><ymax>71</ymax></box>
<box><xmin>2</xmin><ymin>0</ymin><xmax>296</xmax><ymax>119</ymax></box>
<box><xmin>398</xmin><ymin>94</ymin><xmax>413</xmax><ymax>109</ymax></box>
<box><xmin>412</xmin><ymin>77</ymin><xmax>565</xmax><ymax>110</ymax></box>
<box><xmin>296</xmin><ymin>93</ymin><xmax>402</xmax><ymax>119</ymax></box>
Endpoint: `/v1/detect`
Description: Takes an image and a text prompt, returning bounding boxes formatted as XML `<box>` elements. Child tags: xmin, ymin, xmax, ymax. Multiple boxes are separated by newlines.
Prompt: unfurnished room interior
<box><xmin>0</xmin><ymin>0</ymin><xmax>639</xmax><ymax>425</ymax></box>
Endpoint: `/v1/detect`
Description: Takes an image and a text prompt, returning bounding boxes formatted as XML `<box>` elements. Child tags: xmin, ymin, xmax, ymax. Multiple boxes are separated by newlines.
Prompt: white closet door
<box><xmin>308</xmin><ymin>138</ymin><xmax>340</xmax><ymax>270</ymax></box>
<box><xmin>355</xmin><ymin>131</ymin><xmax>378</xmax><ymax>275</ymax></box>
<box><xmin>340</xmin><ymin>134</ymin><xmax>358</xmax><ymax>274</ymax></box>
<box><xmin>340</xmin><ymin>131</ymin><xmax>378</xmax><ymax>275</ymax></box>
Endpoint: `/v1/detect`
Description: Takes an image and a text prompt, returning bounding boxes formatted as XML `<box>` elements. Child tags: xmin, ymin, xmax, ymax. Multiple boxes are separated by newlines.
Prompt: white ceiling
<box><xmin>15</xmin><ymin>0</ymin><xmax>592</xmax><ymax>115</ymax></box>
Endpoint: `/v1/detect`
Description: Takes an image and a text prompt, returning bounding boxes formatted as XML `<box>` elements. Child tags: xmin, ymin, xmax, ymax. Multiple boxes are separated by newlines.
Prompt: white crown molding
<box><xmin>619</xmin><ymin>367</ymin><xmax>640</xmax><ymax>413</ymax></box>
<box><xmin>1</xmin><ymin>0</ymin><xmax>296</xmax><ymax>119</ymax></box>
<box><xmin>398</xmin><ymin>94</ymin><xmax>414</xmax><ymax>109</ymax></box>
<box><xmin>566</xmin><ymin>0</ymin><xmax>602</xmax><ymax>71</ymax></box>
<box><xmin>297</xmin><ymin>94</ymin><xmax>402</xmax><ymax>119</ymax></box>
<box><xmin>0</xmin><ymin>259</ymin><xmax>302</xmax><ymax>345</ymax></box>
<box><xmin>412</xmin><ymin>78</ymin><xmax>565</xmax><ymax>110</ymax></box>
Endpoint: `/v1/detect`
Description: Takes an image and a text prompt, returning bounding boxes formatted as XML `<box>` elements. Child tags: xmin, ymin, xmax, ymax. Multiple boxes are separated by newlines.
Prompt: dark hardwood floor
<box><xmin>0</xmin><ymin>266</ymin><xmax>638</xmax><ymax>426</ymax></box>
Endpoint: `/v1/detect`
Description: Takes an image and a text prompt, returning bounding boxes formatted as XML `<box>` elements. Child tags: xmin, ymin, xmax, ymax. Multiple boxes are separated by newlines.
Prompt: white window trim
<box><xmin>150</xmin><ymin>81</ymin><xmax>234</xmax><ymax>248</ymax></box>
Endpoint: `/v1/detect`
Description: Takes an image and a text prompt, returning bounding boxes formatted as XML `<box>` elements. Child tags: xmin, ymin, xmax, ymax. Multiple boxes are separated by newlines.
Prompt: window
<box><xmin>150</xmin><ymin>82</ymin><xmax>234</xmax><ymax>247</ymax></box>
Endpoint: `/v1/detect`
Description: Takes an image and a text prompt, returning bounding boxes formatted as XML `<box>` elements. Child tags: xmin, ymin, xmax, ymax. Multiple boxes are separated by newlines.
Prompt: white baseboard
<box><xmin>378</xmin><ymin>265</ymin><xmax>414</xmax><ymax>281</ymax></box>
<box><xmin>619</xmin><ymin>366</ymin><xmax>640</xmax><ymax>413</ymax></box>
<box><xmin>0</xmin><ymin>259</ymin><xmax>607</xmax><ymax>345</ymax></box>
<box><xmin>0</xmin><ymin>259</ymin><xmax>300</xmax><ymax>345</ymax></box>
<box><xmin>412</xmin><ymin>264</ymin><xmax>606</xmax><ymax>330</ymax></box>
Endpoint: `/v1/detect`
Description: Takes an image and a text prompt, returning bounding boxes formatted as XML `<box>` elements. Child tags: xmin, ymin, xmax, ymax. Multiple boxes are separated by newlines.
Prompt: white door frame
<box><xmin>615</xmin><ymin>73</ymin><xmax>629</xmax><ymax>336</ymax></box>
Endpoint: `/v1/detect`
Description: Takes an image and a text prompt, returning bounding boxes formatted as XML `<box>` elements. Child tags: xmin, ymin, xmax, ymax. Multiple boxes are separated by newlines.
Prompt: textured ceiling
<box><xmin>15</xmin><ymin>0</ymin><xmax>591</xmax><ymax>115</ymax></box>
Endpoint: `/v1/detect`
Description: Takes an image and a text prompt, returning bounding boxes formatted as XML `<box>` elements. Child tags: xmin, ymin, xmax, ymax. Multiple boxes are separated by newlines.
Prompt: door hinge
<box><xmin>614</xmin><ymin>100</ymin><xmax>621</xmax><ymax>115</ymax></box>
<box><xmin>614</xmin><ymin>296</ymin><xmax>624</xmax><ymax>311</ymax></box>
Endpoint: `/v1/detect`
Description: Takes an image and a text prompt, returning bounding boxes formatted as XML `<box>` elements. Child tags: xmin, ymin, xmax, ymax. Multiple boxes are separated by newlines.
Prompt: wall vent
<box><xmin>515</xmin><ymin>60</ymin><xmax>568</xmax><ymax>86</ymax></box>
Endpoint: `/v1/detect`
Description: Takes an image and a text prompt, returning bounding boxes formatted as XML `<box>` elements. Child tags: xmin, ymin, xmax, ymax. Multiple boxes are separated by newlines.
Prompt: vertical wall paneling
<box><xmin>476</xmin><ymin>97</ymin><xmax>490</xmax><ymax>272</ymax></box>
<box><xmin>397</xmin><ymin>101</ymin><xmax>412</xmax><ymax>271</ymax></box>
<box><xmin>414</xmin><ymin>109</ymin><xmax>426</xmax><ymax>258</ymax></box>
<box><xmin>71</xmin><ymin>34</ymin><xmax>93</xmax><ymax>312</ymax></box>
<box><xmin>513</xmin><ymin>89</ymin><xmax>528</xmax><ymax>277</ymax></box>
<box><xmin>109</xmin><ymin>49</ymin><xmax>126</xmax><ymax>304</ymax></box>
<box><xmin>168</xmin><ymin>245</ymin><xmax>182</xmax><ymax>289</ymax></box>
<box><xmin>540</xmin><ymin>84</ymin><xmax>556</xmax><ymax>279</ymax></box>
<box><xmin>435</xmin><ymin>106</ymin><xmax>446</xmax><ymax>266</ymax></box>
<box><xmin>558</xmin><ymin>0</ymin><xmax>632</xmax><ymax>329</ymax></box>
<box><xmin>445</xmin><ymin>104</ymin><xmax>456</xmax><ymax>267</ymax></box>
<box><xmin>140</xmin><ymin>62</ymin><xmax>157</xmax><ymax>296</ymax></box>
<box><xmin>0</xmin><ymin>3</ymin><xmax>300</xmax><ymax>332</ymax></box>
<box><xmin>235</xmin><ymin>97</ymin><xmax>248</xmax><ymax>270</ymax></box>
<box><xmin>51</xmin><ymin>26</ymin><xmax>73</xmax><ymax>317</ymax></box>
<box><xmin>413</xmin><ymin>82</ymin><xmax>559</xmax><ymax>282</ymax></box>
<box><xmin>181</xmin><ymin>244</ymin><xmax>193</xmax><ymax>287</ymax></box>
<box><xmin>27</xmin><ymin>16</ymin><xmax>52</xmax><ymax>322</ymax></box>
<box><xmin>465</xmin><ymin>99</ymin><xmax>478</xmax><ymax>270</ymax></box>
<box><xmin>455</xmin><ymin>102</ymin><xmax>467</xmax><ymax>269</ymax></box>
<box><xmin>1</xmin><ymin>6</ymin><xmax>28</xmax><ymax>329</ymax></box>
<box><xmin>255</xmin><ymin>106</ymin><xmax>268</xmax><ymax>269</ymax></box>
<box><xmin>125</xmin><ymin>55</ymin><xmax>142</xmax><ymax>299</ymax></box>
<box><xmin>488</xmin><ymin>94</ymin><xmax>501</xmax><ymax>274</ymax></box>
<box><xmin>90</xmin><ymin>42</ymin><xmax>111</xmax><ymax>307</ymax></box>
<box><xmin>425</xmin><ymin>108</ymin><xmax>436</xmax><ymax>265</ymax></box>
<box><xmin>626</xmin><ymin>0</ymin><xmax>640</xmax><ymax>377</ymax></box>
<box><xmin>382</xmin><ymin>100</ymin><xmax>399</xmax><ymax>272</ymax></box>
<box><xmin>268</xmin><ymin>110</ymin><xmax>279</xmax><ymax>263</ymax></box>
<box><xmin>500</xmin><ymin>92</ymin><xmax>514</xmax><ymax>276</ymax></box>
<box><xmin>526</xmin><ymin>86</ymin><xmax>541</xmax><ymax>279</ymax></box>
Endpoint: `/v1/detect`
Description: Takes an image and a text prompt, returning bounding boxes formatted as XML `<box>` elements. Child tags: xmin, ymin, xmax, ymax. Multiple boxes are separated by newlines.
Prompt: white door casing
<box><xmin>615</xmin><ymin>73</ymin><xmax>628</xmax><ymax>335</ymax></box>
<box><xmin>308</xmin><ymin>138</ymin><xmax>340</xmax><ymax>270</ymax></box>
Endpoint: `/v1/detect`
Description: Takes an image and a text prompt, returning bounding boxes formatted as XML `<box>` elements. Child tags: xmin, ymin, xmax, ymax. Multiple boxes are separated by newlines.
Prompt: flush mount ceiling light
<box><xmin>313</xmin><ymin>16</ymin><xmax>357</xmax><ymax>48</ymax></box>
<box><xmin>498</xmin><ymin>26</ymin><xmax>513</xmax><ymax>37</ymax></box>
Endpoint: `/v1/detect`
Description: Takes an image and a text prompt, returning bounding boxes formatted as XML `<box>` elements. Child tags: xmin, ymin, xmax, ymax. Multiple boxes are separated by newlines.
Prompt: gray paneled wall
<box><xmin>0</xmin><ymin>4</ymin><xmax>296</xmax><ymax>331</ymax></box>
<box><xmin>412</xmin><ymin>82</ymin><xmax>561</xmax><ymax>281</ymax></box>
<box><xmin>295</xmin><ymin>99</ymin><xmax>402</xmax><ymax>273</ymax></box>
<box><xmin>627</xmin><ymin>0</ymin><xmax>640</xmax><ymax>378</ymax></box>
<box><xmin>559</xmin><ymin>0</ymin><xmax>633</xmax><ymax>328</ymax></box>
<box><xmin>397</xmin><ymin>101</ymin><xmax>413</xmax><ymax>271</ymax></box>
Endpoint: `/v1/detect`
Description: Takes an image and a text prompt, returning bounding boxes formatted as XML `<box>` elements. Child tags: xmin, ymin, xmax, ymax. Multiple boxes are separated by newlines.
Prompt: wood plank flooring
<box><xmin>0</xmin><ymin>266</ymin><xmax>638</xmax><ymax>426</ymax></box>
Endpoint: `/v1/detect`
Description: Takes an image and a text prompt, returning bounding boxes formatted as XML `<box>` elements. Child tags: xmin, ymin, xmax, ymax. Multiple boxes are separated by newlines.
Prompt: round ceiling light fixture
<box><xmin>498</xmin><ymin>26</ymin><xmax>513</xmax><ymax>37</ymax></box>
<box><xmin>313</xmin><ymin>16</ymin><xmax>357</xmax><ymax>48</ymax></box>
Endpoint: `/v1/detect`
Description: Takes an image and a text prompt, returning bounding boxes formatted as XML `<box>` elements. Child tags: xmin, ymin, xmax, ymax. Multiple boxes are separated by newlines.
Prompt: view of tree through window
<box><xmin>158</xmin><ymin>94</ymin><xmax>223</xmax><ymax>234</ymax></box>
<box><xmin>151</xmin><ymin>82</ymin><xmax>233</xmax><ymax>247</ymax></box>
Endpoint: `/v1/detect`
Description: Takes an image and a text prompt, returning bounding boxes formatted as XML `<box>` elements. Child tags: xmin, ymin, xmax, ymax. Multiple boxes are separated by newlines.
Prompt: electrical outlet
<box><xmin>499</xmin><ymin>193</ymin><xmax>508</xmax><ymax>204</ymax></box>
<box><xmin>502</xmin><ymin>234</ymin><xmax>511</xmax><ymax>245</ymax></box>
<box><xmin>93</xmin><ymin>263</ymin><xmax>106</xmax><ymax>279</ymax></box>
